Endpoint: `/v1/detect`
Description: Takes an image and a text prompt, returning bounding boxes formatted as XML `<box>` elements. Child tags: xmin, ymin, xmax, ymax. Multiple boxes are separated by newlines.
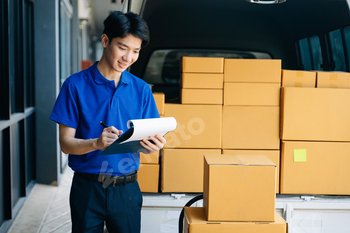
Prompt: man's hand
<box><xmin>140</xmin><ymin>134</ymin><xmax>166</xmax><ymax>154</ymax></box>
<box><xmin>94</xmin><ymin>126</ymin><xmax>123</xmax><ymax>150</ymax></box>
<box><xmin>59</xmin><ymin>124</ymin><xmax>123</xmax><ymax>155</ymax></box>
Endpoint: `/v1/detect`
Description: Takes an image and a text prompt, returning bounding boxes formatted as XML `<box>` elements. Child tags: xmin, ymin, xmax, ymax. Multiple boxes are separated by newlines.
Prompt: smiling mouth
<box><xmin>118</xmin><ymin>62</ymin><xmax>128</xmax><ymax>68</ymax></box>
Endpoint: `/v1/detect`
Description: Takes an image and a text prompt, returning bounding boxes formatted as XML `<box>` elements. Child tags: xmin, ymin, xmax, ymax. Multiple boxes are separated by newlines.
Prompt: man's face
<box><xmin>102</xmin><ymin>33</ymin><xmax>142</xmax><ymax>73</ymax></box>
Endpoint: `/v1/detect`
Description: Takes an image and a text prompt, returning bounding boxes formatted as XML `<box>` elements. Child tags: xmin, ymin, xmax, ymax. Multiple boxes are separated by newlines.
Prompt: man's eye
<box><xmin>119</xmin><ymin>47</ymin><xmax>126</xmax><ymax>50</ymax></box>
<box><xmin>134</xmin><ymin>51</ymin><xmax>140</xmax><ymax>54</ymax></box>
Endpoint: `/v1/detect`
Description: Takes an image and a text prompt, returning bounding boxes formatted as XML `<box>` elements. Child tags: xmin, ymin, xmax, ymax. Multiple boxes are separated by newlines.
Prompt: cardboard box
<box><xmin>222</xmin><ymin>106</ymin><xmax>280</xmax><ymax>149</ymax></box>
<box><xmin>281</xmin><ymin>87</ymin><xmax>350</xmax><ymax>141</ymax></box>
<box><xmin>182</xmin><ymin>73</ymin><xmax>223</xmax><ymax>89</ymax></box>
<box><xmin>140</xmin><ymin>151</ymin><xmax>159</xmax><ymax>164</ymax></box>
<box><xmin>182</xmin><ymin>57</ymin><xmax>224</xmax><ymax>73</ymax></box>
<box><xmin>161</xmin><ymin>149</ymin><xmax>221</xmax><ymax>193</ymax></box>
<box><xmin>281</xmin><ymin>141</ymin><xmax>350</xmax><ymax>195</ymax></box>
<box><xmin>203</xmin><ymin>154</ymin><xmax>276</xmax><ymax>222</ymax></box>
<box><xmin>153</xmin><ymin>92</ymin><xmax>165</xmax><ymax>115</ymax></box>
<box><xmin>138</xmin><ymin>164</ymin><xmax>159</xmax><ymax>193</ymax></box>
<box><xmin>222</xmin><ymin>149</ymin><xmax>280</xmax><ymax>193</ymax></box>
<box><xmin>224</xmin><ymin>82</ymin><xmax>280</xmax><ymax>106</ymax></box>
<box><xmin>224</xmin><ymin>59</ymin><xmax>281</xmax><ymax>83</ymax></box>
<box><xmin>164</xmin><ymin>104</ymin><xmax>222</xmax><ymax>149</ymax></box>
<box><xmin>185</xmin><ymin>207</ymin><xmax>286</xmax><ymax>233</ymax></box>
<box><xmin>316</xmin><ymin>71</ymin><xmax>350</xmax><ymax>88</ymax></box>
<box><xmin>181</xmin><ymin>89</ymin><xmax>223</xmax><ymax>105</ymax></box>
<box><xmin>282</xmin><ymin>69</ymin><xmax>316</xmax><ymax>87</ymax></box>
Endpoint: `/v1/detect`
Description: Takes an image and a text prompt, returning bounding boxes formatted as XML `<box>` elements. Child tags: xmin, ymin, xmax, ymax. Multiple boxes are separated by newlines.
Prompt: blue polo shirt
<box><xmin>50</xmin><ymin>61</ymin><xmax>160</xmax><ymax>176</ymax></box>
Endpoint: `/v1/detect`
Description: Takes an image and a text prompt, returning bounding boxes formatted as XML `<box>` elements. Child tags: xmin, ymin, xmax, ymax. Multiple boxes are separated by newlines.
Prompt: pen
<box><xmin>100</xmin><ymin>121</ymin><xmax>120</xmax><ymax>137</ymax></box>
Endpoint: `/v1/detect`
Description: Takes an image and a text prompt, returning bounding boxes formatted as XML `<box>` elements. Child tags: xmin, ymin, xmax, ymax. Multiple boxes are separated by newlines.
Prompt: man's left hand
<box><xmin>140</xmin><ymin>134</ymin><xmax>166</xmax><ymax>154</ymax></box>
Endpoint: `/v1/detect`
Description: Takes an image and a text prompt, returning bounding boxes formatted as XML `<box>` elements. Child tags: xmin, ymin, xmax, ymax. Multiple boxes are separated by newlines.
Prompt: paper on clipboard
<box><xmin>99</xmin><ymin>117</ymin><xmax>177</xmax><ymax>155</ymax></box>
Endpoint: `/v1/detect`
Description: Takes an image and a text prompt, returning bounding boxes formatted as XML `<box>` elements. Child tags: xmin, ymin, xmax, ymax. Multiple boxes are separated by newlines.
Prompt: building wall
<box><xmin>0</xmin><ymin>0</ymin><xmax>82</xmax><ymax>231</ymax></box>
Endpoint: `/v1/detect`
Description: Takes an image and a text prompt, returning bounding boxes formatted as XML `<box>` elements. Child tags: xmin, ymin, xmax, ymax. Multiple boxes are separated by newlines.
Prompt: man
<box><xmin>50</xmin><ymin>11</ymin><xmax>165</xmax><ymax>233</ymax></box>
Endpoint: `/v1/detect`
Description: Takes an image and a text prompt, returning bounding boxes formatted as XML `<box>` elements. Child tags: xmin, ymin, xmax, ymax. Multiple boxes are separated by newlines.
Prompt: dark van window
<box><xmin>342</xmin><ymin>26</ymin><xmax>350</xmax><ymax>71</ymax></box>
<box><xmin>143</xmin><ymin>49</ymin><xmax>271</xmax><ymax>85</ymax></box>
<box><xmin>328</xmin><ymin>28</ymin><xmax>346</xmax><ymax>71</ymax></box>
<box><xmin>297</xmin><ymin>36</ymin><xmax>323</xmax><ymax>71</ymax></box>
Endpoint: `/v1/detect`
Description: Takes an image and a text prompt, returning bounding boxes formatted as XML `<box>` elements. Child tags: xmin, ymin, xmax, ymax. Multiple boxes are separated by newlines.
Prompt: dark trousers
<box><xmin>70</xmin><ymin>174</ymin><xmax>143</xmax><ymax>233</ymax></box>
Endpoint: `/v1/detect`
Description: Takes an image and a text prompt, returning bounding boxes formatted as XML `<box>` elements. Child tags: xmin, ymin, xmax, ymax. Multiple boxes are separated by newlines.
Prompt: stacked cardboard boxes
<box><xmin>281</xmin><ymin>70</ymin><xmax>350</xmax><ymax>195</ymax></box>
<box><xmin>222</xmin><ymin>59</ymin><xmax>281</xmax><ymax>193</ymax></box>
<box><xmin>222</xmin><ymin>59</ymin><xmax>281</xmax><ymax>150</ymax></box>
<box><xmin>138</xmin><ymin>151</ymin><xmax>160</xmax><ymax>193</ymax></box>
<box><xmin>181</xmin><ymin>57</ymin><xmax>224</xmax><ymax>105</ymax></box>
<box><xmin>137</xmin><ymin>92</ymin><xmax>165</xmax><ymax>193</ymax></box>
<box><xmin>162</xmin><ymin>57</ymin><xmax>224</xmax><ymax>193</ymax></box>
<box><xmin>184</xmin><ymin>154</ymin><xmax>287</xmax><ymax>232</ymax></box>
<box><xmin>162</xmin><ymin>57</ymin><xmax>283</xmax><ymax>193</ymax></box>
<box><xmin>158</xmin><ymin>56</ymin><xmax>350</xmax><ymax>196</ymax></box>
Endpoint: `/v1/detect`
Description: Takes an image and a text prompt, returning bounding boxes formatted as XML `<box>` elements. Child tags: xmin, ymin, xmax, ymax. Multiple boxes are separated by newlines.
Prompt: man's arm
<box><xmin>59</xmin><ymin>124</ymin><xmax>122</xmax><ymax>155</ymax></box>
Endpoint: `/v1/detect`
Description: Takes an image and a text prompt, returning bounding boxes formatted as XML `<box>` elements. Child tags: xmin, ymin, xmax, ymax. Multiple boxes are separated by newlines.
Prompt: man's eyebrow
<box><xmin>117</xmin><ymin>41</ymin><xmax>141</xmax><ymax>50</ymax></box>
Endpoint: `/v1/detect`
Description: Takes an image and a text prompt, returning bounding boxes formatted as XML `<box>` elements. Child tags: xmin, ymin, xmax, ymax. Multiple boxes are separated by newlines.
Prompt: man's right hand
<box><xmin>94</xmin><ymin>126</ymin><xmax>123</xmax><ymax>150</ymax></box>
<box><xmin>59</xmin><ymin>124</ymin><xmax>122</xmax><ymax>155</ymax></box>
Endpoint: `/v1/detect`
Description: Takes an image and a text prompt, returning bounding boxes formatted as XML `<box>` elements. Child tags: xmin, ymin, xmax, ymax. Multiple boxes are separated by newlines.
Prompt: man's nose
<box><xmin>123</xmin><ymin>52</ymin><xmax>132</xmax><ymax>62</ymax></box>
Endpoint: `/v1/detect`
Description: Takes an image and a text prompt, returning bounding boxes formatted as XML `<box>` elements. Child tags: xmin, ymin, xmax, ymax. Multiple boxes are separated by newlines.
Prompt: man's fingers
<box><xmin>108</xmin><ymin>126</ymin><xmax>121</xmax><ymax>136</ymax></box>
<box><xmin>140</xmin><ymin>136</ymin><xmax>164</xmax><ymax>153</ymax></box>
<box><xmin>155</xmin><ymin>134</ymin><xmax>166</xmax><ymax>145</ymax></box>
<box><xmin>148</xmin><ymin>135</ymin><xmax>166</xmax><ymax>149</ymax></box>
<box><xmin>140</xmin><ymin>140</ymin><xmax>157</xmax><ymax>153</ymax></box>
<box><xmin>103</xmin><ymin>128</ymin><xmax>119</xmax><ymax>139</ymax></box>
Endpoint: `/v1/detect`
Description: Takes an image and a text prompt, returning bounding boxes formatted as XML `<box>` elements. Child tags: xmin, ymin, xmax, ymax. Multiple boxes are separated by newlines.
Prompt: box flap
<box><xmin>204</xmin><ymin>154</ymin><xmax>276</xmax><ymax>166</ymax></box>
<box><xmin>235</xmin><ymin>154</ymin><xmax>276</xmax><ymax>166</ymax></box>
<box><xmin>204</xmin><ymin>154</ymin><xmax>241</xmax><ymax>165</ymax></box>
<box><xmin>186</xmin><ymin>207</ymin><xmax>286</xmax><ymax>225</ymax></box>
<box><xmin>185</xmin><ymin>207</ymin><xmax>207</xmax><ymax>224</ymax></box>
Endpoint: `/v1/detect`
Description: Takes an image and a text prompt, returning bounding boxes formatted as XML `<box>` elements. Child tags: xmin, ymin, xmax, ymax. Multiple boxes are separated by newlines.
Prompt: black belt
<box><xmin>75</xmin><ymin>171</ymin><xmax>137</xmax><ymax>187</ymax></box>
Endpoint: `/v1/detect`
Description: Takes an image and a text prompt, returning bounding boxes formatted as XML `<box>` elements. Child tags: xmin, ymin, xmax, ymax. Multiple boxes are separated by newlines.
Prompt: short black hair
<box><xmin>103</xmin><ymin>11</ymin><xmax>149</xmax><ymax>48</ymax></box>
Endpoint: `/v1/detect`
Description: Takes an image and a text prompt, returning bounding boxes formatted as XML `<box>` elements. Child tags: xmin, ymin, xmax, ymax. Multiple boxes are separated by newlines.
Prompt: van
<box><xmin>130</xmin><ymin>1</ymin><xmax>350</xmax><ymax>233</ymax></box>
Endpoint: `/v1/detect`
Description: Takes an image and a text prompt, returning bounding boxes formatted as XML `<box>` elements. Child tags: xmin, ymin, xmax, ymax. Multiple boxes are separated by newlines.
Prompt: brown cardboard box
<box><xmin>182</xmin><ymin>57</ymin><xmax>224</xmax><ymax>73</ymax></box>
<box><xmin>181</xmin><ymin>89</ymin><xmax>223</xmax><ymax>105</ymax></box>
<box><xmin>224</xmin><ymin>82</ymin><xmax>280</xmax><ymax>106</ymax></box>
<box><xmin>222</xmin><ymin>149</ymin><xmax>280</xmax><ymax>193</ymax></box>
<box><xmin>140</xmin><ymin>151</ymin><xmax>159</xmax><ymax>164</ymax></box>
<box><xmin>281</xmin><ymin>87</ymin><xmax>350</xmax><ymax>141</ymax></box>
<box><xmin>281</xmin><ymin>141</ymin><xmax>350</xmax><ymax>195</ymax></box>
<box><xmin>222</xmin><ymin>106</ymin><xmax>280</xmax><ymax>149</ymax></box>
<box><xmin>282</xmin><ymin>69</ymin><xmax>316</xmax><ymax>87</ymax></box>
<box><xmin>161</xmin><ymin>149</ymin><xmax>221</xmax><ymax>193</ymax></box>
<box><xmin>203</xmin><ymin>154</ymin><xmax>276</xmax><ymax>222</ymax></box>
<box><xmin>182</xmin><ymin>73</ymin><xmax>224</xmax><ymax>89</ymax></box>
<box><xmin>184</xmin><ymin>207</ymin><xmax>287</xmax><ymax>233</ymax></box>
<box><xmin>316</xmin><ymin>71</ymin><xmax>350</xmax><ymax>88</ymax></box>
<box><xmin>224</xmin><ymin>59</ymin><xmax>281</xmax><ymax>83</ymax></box>
<box><xmin>138</xmin><ymin>164</ymin><xmax>159</xmax><ymax>193</ymax></box>
<box><xmin>153</xmin><ymin>92</ymin><xmax>165</xmax><ymax>115</ymax></box>
<box><xmin>164</xmin><ymin>104</ymin><xmax>222</xmax><ymax>149</ymax></box>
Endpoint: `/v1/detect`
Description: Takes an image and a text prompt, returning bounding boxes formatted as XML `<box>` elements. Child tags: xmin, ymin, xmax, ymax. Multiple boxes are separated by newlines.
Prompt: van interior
<box><xmin>129</xmin><ymin>0</ymin><xmax>350</xmax><ymax>102</ymax></box>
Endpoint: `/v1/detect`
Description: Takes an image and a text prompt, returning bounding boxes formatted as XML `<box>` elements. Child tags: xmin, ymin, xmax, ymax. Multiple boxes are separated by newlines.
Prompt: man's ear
<box><xmin>101</xmin><ymin>34</ymin><xmax>109</xmax><ymax>48</ymax></box>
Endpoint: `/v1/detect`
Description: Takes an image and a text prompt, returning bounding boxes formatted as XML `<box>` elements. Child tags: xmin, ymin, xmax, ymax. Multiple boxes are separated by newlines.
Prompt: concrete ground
<box><xmin>8</xmin><ymin>167</ymin><xmax>73</xmax><ymax>233</ymax></box>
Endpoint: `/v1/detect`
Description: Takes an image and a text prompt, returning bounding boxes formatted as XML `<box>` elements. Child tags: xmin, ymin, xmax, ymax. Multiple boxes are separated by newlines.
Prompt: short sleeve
<box><xmin>50</xmin><ymin>79</ymin><xmax>80</xmax><ymax>129</ymax></box>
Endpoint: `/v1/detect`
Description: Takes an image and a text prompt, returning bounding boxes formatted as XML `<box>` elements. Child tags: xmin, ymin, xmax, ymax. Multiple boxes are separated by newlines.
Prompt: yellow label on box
<box><xmin>294</xmin><ymin>149</ymin><xmax>307</xmax><ymax>162</ymax></box>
